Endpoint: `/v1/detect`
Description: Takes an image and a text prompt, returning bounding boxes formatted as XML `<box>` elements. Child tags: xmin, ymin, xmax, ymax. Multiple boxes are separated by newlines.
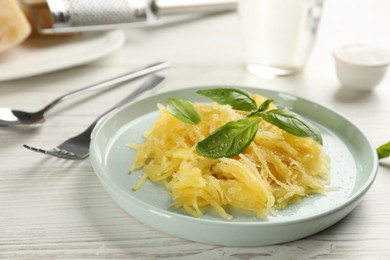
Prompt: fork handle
<box><xmin>83</xmin><ymin>74</ymin><xmax>166</xmax><ymax>135</ymax></box>
<box><xmin>39</xmin><ymin>61</ymin><xmax>170</xmax><ymax>114</ymax></box>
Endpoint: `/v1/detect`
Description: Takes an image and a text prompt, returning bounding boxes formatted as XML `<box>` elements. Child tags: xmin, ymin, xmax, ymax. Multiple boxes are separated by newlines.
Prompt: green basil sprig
<box><xmin>165</xmin><ymin>88</ymin><xmax>323</xmax><ymax>159</ymax></box>
<box><xmin>262</xmin><ymin>109</ymin><xmax>323</xmax><ymax>145</ymax></box>
<box><xmin>377</xmin><ymin>141</ymin><xmax>390</xmax><ymax>160</ymax></box>
<box><xmin>196</xmin><ymin>117</ymin><xmax>261</xmax><ymax>159</ymax></box>
<box><xmin>256</xmin><ymin>99</ymin><xmax>274</xmax><ymax>113</ymax></box>
<box><xmin>197</xmin><ymin>88</ymin><xmax>257</xmax><ymax>111</ymax></box>
<box><xmin>166</xmin><ymin>98</ymin><xmax>201</xmax><ymax>125</ymax></box>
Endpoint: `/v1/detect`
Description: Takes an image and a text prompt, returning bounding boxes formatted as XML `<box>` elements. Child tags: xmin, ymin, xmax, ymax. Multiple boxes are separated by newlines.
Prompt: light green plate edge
<box><xmin>90</xmin><ymin>86</ymin><xmax>378</xmax><ymax>246</ymax></box>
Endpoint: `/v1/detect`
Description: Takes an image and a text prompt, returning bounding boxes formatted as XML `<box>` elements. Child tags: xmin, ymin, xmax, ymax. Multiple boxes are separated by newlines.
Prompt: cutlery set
<box><xmin>1</xmin><ymin>61</ymin><xmax>169</xmax><ymax>160</ymax></box>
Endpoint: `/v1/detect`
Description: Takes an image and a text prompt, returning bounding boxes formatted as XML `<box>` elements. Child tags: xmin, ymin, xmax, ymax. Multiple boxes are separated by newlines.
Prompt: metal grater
<box><xmin>24</xmin><ymin>0</ymin><xmax>237</xmax><ymax>34</ymax></box>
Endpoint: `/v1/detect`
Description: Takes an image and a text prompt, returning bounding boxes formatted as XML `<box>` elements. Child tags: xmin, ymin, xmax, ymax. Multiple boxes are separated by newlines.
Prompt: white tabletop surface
<box><xmin>1</xmin><ymin>0</ymin><xmax>390</xmax><ymax>259</ymax></box>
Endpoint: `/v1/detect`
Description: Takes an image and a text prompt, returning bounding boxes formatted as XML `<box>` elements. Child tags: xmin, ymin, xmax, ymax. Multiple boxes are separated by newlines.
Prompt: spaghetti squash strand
<box><xmin>130</xmin><ymin>98</ymin><xmax>330</xmax><ymax>219</ymax></box>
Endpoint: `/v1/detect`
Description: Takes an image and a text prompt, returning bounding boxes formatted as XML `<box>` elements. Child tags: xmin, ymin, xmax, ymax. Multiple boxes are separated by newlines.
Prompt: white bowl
<box><xmin>333</xmin><ymin>44</ymin><xmax>390</xmax><ymax>91</ymax></box>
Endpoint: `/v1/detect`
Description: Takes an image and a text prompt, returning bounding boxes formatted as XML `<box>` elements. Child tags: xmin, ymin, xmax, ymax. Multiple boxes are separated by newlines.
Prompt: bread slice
<box><xmin>0</xmin><ymin>0</ymin><xmax>32</xmax><ymax>53</ymax></box>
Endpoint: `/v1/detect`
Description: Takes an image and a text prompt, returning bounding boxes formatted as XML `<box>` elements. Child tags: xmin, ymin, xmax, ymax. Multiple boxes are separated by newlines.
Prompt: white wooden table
<box><xmin>1</xmin><ymin>0</ymin><xmax>390</xmax><ymax>259</ymax></box>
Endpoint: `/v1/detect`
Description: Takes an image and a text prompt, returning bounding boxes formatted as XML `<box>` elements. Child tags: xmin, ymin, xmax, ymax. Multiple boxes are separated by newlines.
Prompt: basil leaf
<box><xmin>257</xmin><ymin>99</ymin><xmax>274</xmax><ymax>113</ymax></box>
<box><xmin>249</xmin><ymin>99</ymin><xmax>274</xmax><ymax>117</ymax></box>
<box><xmin>196</xmin><ymin>117</ymin><xmax>261</xmax><ymax>158</ymax></box>
<box><xmin>197</xmin><ymin>88</ymin><xmax>257</xmax><ymax>112</ymax></box>
<box><xmin>261</xmin><ymin>109</ymin><xmax>323</xmax><ymax>145</ymax></box>
<box><xmin>166</xmin><ymin>98</ymin><xmax>201</xmax><ymax>125</ymax></box>
<box><xmin>377</xmin><ymin>141</ymin><xmax>390</xmax><ymax>159</ymax></box>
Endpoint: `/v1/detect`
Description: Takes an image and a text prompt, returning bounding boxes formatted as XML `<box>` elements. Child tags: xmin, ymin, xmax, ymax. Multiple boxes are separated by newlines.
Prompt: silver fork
<box><xmin>23</xmin><ymin>75</ymin><xmax>166</xmax><ymax>160</ymax></box>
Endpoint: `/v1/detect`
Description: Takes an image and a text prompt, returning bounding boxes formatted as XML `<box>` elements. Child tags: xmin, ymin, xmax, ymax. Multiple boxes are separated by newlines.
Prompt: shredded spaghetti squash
<box><xmin>129</xmin><ymin>94</ymin><xmax>330</xmax><ymax>220</ymax></box>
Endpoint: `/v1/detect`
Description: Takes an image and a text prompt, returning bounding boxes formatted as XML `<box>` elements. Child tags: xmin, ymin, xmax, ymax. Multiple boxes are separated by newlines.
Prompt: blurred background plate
<box><xmin>0</xmin><ymin>30</ymin><xmax>125</xmax><ymax>81</ymax></box>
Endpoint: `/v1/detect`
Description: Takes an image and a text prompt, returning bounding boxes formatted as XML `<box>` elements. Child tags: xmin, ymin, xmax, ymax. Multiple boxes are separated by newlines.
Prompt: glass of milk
<box><xmin>238</xmin><ymin>0</ymin><xmax>324</xmax><ymax>77</ymax></box>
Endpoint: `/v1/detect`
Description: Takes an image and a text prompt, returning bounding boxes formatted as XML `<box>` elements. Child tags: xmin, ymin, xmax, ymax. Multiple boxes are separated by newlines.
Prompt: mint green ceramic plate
<box><xmin>90</xmin><ymin>87</ymin><xmax>378</xmax><ymax>246</ymax></box>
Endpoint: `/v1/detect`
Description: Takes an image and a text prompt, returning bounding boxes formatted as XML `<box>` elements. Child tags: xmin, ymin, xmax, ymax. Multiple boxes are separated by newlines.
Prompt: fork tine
<box><xmin>23</xmin><ymin>144</ymin><xmax>85</xmax><ymax>160</ymax></box>
<box><xmin>51</xmin><ymin>148</ymin><xmax>85</xmax><ymax>160</ymax></box>
<box><xmin>23</xmin><ymin>144</ymin><xmax>49</xmax><ymax>155</ymax></box>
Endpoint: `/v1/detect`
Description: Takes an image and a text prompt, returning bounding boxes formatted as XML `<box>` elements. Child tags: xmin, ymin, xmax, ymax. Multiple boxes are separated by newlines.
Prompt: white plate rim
<box><xmin>0</xmin><ymin>30</ymin><xmax>125</xmax><ymax>81</ymax></box>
